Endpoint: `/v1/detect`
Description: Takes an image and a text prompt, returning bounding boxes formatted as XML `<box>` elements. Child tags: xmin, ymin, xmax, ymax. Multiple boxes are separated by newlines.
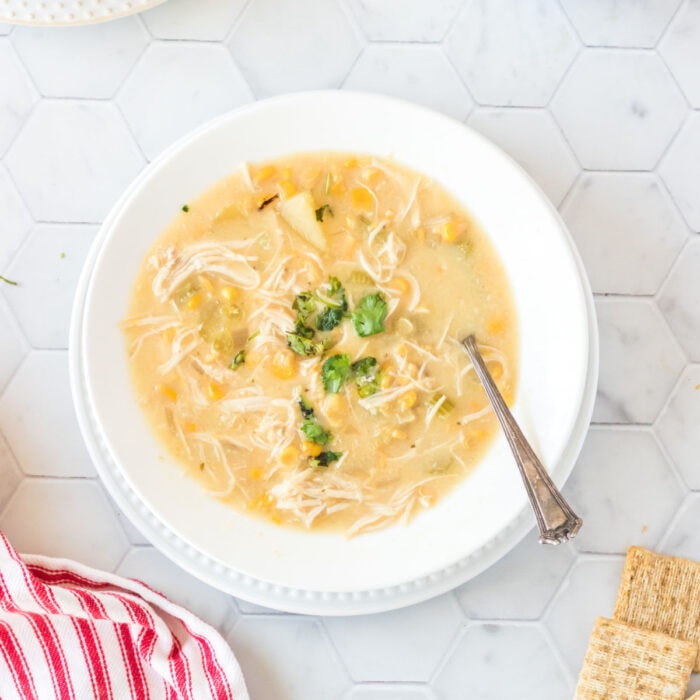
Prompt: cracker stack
<box><xmin>574</xmin><ymin>546</ymin><xmax>700</xmax><ymax>699</ymax></box>
<box><xmin>574</xmin><ymin>618</ymin><xmax>695</xmax><ymax>699</ymax></box>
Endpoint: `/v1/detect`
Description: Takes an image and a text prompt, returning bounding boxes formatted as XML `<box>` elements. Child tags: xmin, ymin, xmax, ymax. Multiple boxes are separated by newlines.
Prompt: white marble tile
<box><xmin>3</xmin><ymin>224</ymin><xmax>95</xmax><ymax>348</ymax></box>
<box><xmin>227</xmin><ymin>617</ymin><xmax>351</xmax><ymax>700</ymax></box>
<box><xmin>5</xmin><ymin>100</ymin><xmax>144</xmax><ymax>223</ymax></box>
<box><xmin>0</xmin><ymin>39</ymin><xmax>38</xmax><ymax>157</ymax></box>
<box><xmin>433</xmin><ymin>624</ymin><xmax>571</xmax><ymax>699</ymax></box>
<box><xmin>343</xmin><ymin>44</ymin><xmax>473</xmax><ymax>121</ymax></box>
<box><xmin>659</xmin><ymin>112</ymin><xmax>700</xmax><ymax>231</ymax></box>
<box><xmin>228</xmin><ymin>0</ymin><xmax>363</xmax><ymax>98</ymax></box>
<box><xmin>656</xmin><ymin>366</ymin><xmax>700</xmax><ymax>490</ymax></box>
<box><xmin>0</xmin><ymin>23</ymin><xmax>12</xmax><ymax>35</ymax></box>
<box><xmin>142</xmin><ymin>0</ymin><xmax>247</xmax><ymax>41</ymax></box>
<box><xmin>344</xmin><ymin>685</ymin><xmax>434</xmax><ymax>700</ymax></box>
<box><xmin>0</xmin><ymin>478</ymin><xmax>129</xmax><ymax>570</ymax></box>
<box><xmin>445</xmin><ymin>0</ymin><xmax>579</xmax><ymax>107</ymax></box>
<box><xmin>345</xmin><ymin>0</ymin><xmax>461</xmax><ymax>42</ymax></box>
<box><xmin>455</xmin><ymin>534</ymin><xmax>575</xmax><ymax>620</ymax></box>
<box><xmin>544</xmin><ymin>555</ymin><xmax>625</xmax><ymax>677</ymax></box>
<box><xmin>551</xmin><ymin>50</ymin><xmax>687</xmax><ymax>169</ymax></box>
<box><xmin>12</xmin><ymin>18</ymin><xmax>148</xmax><ymax>99</ymax></box>
<box><xmin>658</xmin><ymin>493</ymin><xmax>700</xmax><ymax>556</ymax></box>
<box><xmin>0</xmin><ymin>351</ymin><xmax>95</xmax><ymax>477</ymax></box>
<box><xmin>560</xmin><ymin>172</ymin><xmax>688</xmax><ymax>295</ymax></box>
<box><xmin>0</xmin><ymin>165</ymin><xmax>33</xmax><ymax>270</ymax></box>
<box><xmin>116</xmin><ymin>546</ymin><xmax>237</xmax><ymax>634</ymax></box>
<box><xmin>593</xmin><ymin>298</ymin><xmax>685</xmax><ymax>424</ymax></box>
<box><xmin>659</xmin><ymin>0</ymin><xmax>700</xmax><ymax>108</ymax></box>
<box><xmin>113</xmin><ymin>507</ymin><xmax>152</xmax><ymax>546</ymax></box>
<box><xmin>0</xmin><ymin>294</ymin><xmax>28</xmax><ymax>394</ymax></box>
<box><xmin>324</xmin><ymin>594</ymin><xmax>462</xmax><ymax>682</ymax></box>
<box><xmin>658</xmin><ymin>239</ymin><xmax>700</xmax><ymax>360</ymax></box>
<box><xmin>0</xmin><ymin>429</ymin><xmax>21</xmax><ymax>514</ymax></box>
<box><xmin>560</xmin><ymin>0</ymin><xmax>682</xmax><ymax>48</ymax></box>
<box><xmin>467</xmin><ymin>108</ymin><xmax>579</xmax><ymax>206</ymax></box>
<box><xmin>235</xmin><ymin>597</ymin><xmax>288</xmax><ymax>615</ymax></box>
<box><xmin>118</xmin><ymin>43</ymin><xmax>252</xmax><ymax>161</ymax></box>
<box><xmin>564</xmin><ymin>426</ymin><xmax>684</xmax><ymax>553</ymax></box>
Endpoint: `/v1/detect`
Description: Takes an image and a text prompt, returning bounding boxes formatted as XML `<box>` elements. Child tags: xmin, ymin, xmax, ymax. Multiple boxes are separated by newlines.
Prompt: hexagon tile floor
<box><xmin>1</xmin><ymin>0</ymin><xmax>700</xmax><ymax>697</ymax></box>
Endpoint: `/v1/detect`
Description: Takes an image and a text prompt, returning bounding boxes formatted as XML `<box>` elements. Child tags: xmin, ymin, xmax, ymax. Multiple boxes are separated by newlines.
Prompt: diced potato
<box><xmin>279</xmin><ymin>191</ymin><xmax>327</xmax><ymax>250</ymax></box>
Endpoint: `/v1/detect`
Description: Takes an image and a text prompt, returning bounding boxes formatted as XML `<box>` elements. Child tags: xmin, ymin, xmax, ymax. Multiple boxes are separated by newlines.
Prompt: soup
<box><xmin>123</xmin><ymin>153</ymin><xmax>518</xmax><ymax>536</ymax></box>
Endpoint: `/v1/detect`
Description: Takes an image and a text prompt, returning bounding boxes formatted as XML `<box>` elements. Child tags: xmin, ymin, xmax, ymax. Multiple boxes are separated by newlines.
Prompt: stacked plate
<box><xmin>0</xmin><ymin>0</ymin><xmax>166</xmax><ymax>25</ymax></box>
<box><xmin>70</xmin><ymin>92</ymin><xmax>598</xmax><ymax>615</ymax></box>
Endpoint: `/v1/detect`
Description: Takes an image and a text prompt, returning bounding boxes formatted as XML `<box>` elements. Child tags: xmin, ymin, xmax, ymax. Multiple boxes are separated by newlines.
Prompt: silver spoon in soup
<box><xmin>462</xmin><ymin>334</ymin><xmax>583</xmax><ymax>545</ymax></box>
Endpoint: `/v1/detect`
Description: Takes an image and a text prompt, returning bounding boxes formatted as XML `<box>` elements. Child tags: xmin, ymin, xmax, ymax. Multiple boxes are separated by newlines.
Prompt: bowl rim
<box><xmin>70</xmin><ymin>90</ymin><xmax>598</xmax><ymax>612</ymax></box>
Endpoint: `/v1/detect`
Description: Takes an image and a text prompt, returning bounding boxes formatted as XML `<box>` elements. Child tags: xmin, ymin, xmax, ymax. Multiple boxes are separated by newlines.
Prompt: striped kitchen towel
<box><xmin>0</xmin><ymin>531</ymin><xmax>249</xmax><ymax>700</ymax></box>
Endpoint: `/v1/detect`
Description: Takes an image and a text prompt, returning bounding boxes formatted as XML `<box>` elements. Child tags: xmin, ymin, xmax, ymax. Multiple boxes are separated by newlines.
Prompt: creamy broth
<box><xmin>123</xmin><ymin>153</ymin><xmax>518</xmax><ymax>535</ymax></box>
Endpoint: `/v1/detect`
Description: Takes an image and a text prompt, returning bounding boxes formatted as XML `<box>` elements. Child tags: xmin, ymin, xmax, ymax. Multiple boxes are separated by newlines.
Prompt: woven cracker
<box><xmin>574</xmin><ymin>617</ymin><xmax>696</xmax><ymax>699</ymax></box>
<box><xmin>614</xmin><ymin>546</ymin><xmax>700</xmax><ymax>671</ymax></box>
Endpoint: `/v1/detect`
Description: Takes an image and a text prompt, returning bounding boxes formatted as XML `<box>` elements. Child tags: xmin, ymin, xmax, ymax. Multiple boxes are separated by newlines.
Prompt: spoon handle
<box><xmin>462</xmin><ymin>335</ymin><xmax>582</xmax><ymax>545</ymax></box>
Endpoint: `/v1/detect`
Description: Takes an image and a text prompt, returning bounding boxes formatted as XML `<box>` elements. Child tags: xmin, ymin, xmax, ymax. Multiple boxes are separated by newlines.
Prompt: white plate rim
<box><xmin>70</xmin><ymin>92</ymin><xmax>599</xmax><ymax>614</ymax></box>
<box><xmin>0</xmin><ymin>0</ymin><xmax>166</xmax><ymax>26</ymax></box>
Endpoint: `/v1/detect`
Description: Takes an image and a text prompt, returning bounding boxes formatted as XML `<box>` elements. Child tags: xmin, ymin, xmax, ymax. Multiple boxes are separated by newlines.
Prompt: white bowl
<box><xmin>71</xmin><ymin>91</ymin><xmax>597</xmax><ymax>614</ymax></box>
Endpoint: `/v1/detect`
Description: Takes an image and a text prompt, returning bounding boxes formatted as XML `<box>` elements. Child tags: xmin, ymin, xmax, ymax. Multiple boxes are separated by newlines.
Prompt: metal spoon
<box><xmin>462</xmin><ymin>334</ymin><xmax>582</xmax><ymax>545</ymax></box>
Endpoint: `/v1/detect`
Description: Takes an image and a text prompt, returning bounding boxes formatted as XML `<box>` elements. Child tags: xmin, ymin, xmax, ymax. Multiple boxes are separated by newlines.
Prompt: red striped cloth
<box><xmin>0</xmin><ymin>531</ymin><xmax>249</xmax><ymax>700</ymax></box>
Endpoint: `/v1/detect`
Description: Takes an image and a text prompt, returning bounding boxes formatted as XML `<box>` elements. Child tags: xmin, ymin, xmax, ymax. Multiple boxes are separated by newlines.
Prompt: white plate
<box><xmin>70</xmin><ymin>91</ymin><xmax>598</xmax><ymax>614</ymax></box>
<box><xmin>0</xmin><ymin>0</ymin><xmax>166</xmax><ymax>25</ymax></box>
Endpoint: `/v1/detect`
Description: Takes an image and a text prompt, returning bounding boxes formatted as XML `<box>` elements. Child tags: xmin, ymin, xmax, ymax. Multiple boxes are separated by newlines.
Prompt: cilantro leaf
<box><xmin>310</xmin><ymin>450</ymin><xmax>342</xmax><ymax>468</ymax></box>
<box><xmin>350</xmin><ymin>356</ymin><xmax>382</xmax><ymax>397</ymax></box>
<box><xmin>298</xmin><ymin>396</ymin><xmax>314</xmax><ymax>418</ymax></box>
<box><xmin>292</xmin><ymin>292</ymin><xmax>317</xmax><ymax>322</ymax></box>
<box><xmin>301</xmin><ymin>417</ymin><xmax>331</xmax><ymax>445</ymax></box>
<box><xmin>315</xmin><ymin>204</ymin><xmax>334</xmax><ymax>222</ymax></box>
<box><xmin>316</xmin><ymin>306</ymin><xmax>344</xmax><ymax>331</ymax></box>
<box><xmin>321</xmin><ymin>354</ymin><xmax>351</xmax><ymax>393</ymax></box>
<box><xmin>230</xmin><ymin>349</ymin><xmax>246</xmax><ymax>370</ymax></box>
<box><xmin>351</xmin><ymin>293</ymin><xmax>388</xmax><ymax>337</ymax></box>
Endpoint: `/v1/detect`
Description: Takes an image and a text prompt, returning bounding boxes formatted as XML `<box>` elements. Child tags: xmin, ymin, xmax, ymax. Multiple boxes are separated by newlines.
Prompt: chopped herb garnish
<box><xmin>316</xmin><ymin>306</ymin><xmax>344</xmax><ymax>331</ymax></box>
<box><xmin>60</xmin><ymin>252</ymin><xmax>66</xmax><ymax>259</ymax></box>
<box><xmin>230</xmin><ymin>349</ymin><xmax>246</xmax><ymax>370</ymax></box>
<box><xmin>351</xmin><ymin>292</ymin><xmax>388</xmax><ymax>337</ymax></box>
<box><xmin>258</xmin><ymin>193</ymin><xmax>279</xmax><ymax>211</ymax></box>
<box><xmin>292</xmin><ymin>291</ymin><xmax>317</xmax><ymax>322</ymax></box>
<box><xmin>298</xmin><ymin>396</ymin><xmax>314</xmax><ymax>418</ymax></box>
<box><xmin>247</xmin><ymin>330</ymin><xmax>260</xmax><ymax>341</ymax></box>
<box><xmin>351</xmin><ymin>356</ymin><xmax>382</xmax><ymax>397</ymax></box>
<box><xmin>287</xmin><ymin>320</ymin><xmax>331</xmax><ymax>356</ymax></box>
<box><xmin>181</xmin><ymin>204</ymin><xmax>190</xmax><ymax>212</ymax></box>
<box><xmin>315</xmin><ymin>204</ymin><xmax>334</xmax><ymax>222</ymax></box>
<box><xmin>310</xmin><ymin>450</ymin><xmax>342</xmax><ymax>468</ymax></box>
<box><xmin>315</xmin><ymin>276</ymin><xmax>347</xmax><ymax>331</ymax></box>
<box><xmin>324</xmin><ymin>172</ymin><xmax>332</xmax><ymax>195</ymax></box>
<box><xmin>321</xmin><ymin>354</ymin><xmax>351</xmax><ymax>393</ymax></box>
<box><xmin>0</xmin><ymin>275</ymin><xmax>18</xmax><ymax>286</ymax></box>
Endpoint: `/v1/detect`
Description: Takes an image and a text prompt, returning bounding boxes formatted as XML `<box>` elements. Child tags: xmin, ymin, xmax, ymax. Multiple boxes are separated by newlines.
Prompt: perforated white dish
<box><xmin>70</xmin><ymin>92</ymin><xmax>599</xmax><ymax>614</ymax></box>
<box><xmin>0</xmin><ymin>0</ymin><xmax>166</xmax><ymax>25</ymax></box>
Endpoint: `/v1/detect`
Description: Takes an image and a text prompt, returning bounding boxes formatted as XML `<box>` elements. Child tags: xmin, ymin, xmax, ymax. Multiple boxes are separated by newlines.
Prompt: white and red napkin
<box><xmin>0</xmin><ymin>531</ymin><xmax>249</xmax><ymax>700</ymax></box>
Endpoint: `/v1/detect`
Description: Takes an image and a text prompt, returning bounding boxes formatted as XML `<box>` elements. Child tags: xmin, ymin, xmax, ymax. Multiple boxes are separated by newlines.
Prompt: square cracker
<box><xmin>614</xmin><ymin>546</ymin><xmax>700</xmax><ymax>671</ymax></box>
<box><xmin>574</xmin><ymin>617</ymin><xmax>696</xmax><ymax>699</ymax></box>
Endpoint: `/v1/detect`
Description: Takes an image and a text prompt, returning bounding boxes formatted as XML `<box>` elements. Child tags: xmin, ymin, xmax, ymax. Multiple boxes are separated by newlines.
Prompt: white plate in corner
<box><xmin>0</xmin><ymin>0</ymin><xmax>166</xmax><ymax>25</ymax></box>
<box><xmin>70</xmin><ymin>91</ymin><xmax>598</xmax><ymax>614</ymax></box>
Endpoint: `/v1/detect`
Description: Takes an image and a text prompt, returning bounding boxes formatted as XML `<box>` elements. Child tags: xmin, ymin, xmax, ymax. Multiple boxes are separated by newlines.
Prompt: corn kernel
<box><xmin>249</xmin><ymin>467</ymin><xmax>263</xmax><ymax>481</ymax></box>
<box><xmin>198</xmin><ymin>276</ymin><xmax>215</xmax><ymax>294</ymax></box>
<box><xmin>156</xmin><ymin>384</ymin><xmax>177</xmax><ymax>401</ymax></box>
<box><xmin>302</xmin><ymin>441</ymin><xmax>323</xmax><ymax>457</ymax></box>
<box><xmin>344</xmin><ymin>215</ymin><xmax>357</xmax><ymax>230</ymax></box>
<box><xmin>486</xmin><ymin>316</ymin><xmax>505</xmax><ymax>335</ymax></box>
<box><xmin>207</xmin><ymin>382</ymin><xmax>225</xmax><ymax>401</ymax></box>
<box><xmin>185</xmin><ymin>293</ymin><xmax>203</xmax><ymax>310</ymax></box>
<box><xmin>389</xmin><ymin>277</ymin><xmax>410</xmax><ymax>294</ymax></box>
<box><xmin>391</xmin><ymin>428</ymin><xmax>407</xmax><ymax>440</ymax></box>
<box><xmin>362</xmin><ymin>167</ymin><xmax>381</xmax><ymax>186</ymax></box>
<box><xmin>280</xmin><ymin>167</ymin><xmax>292</xmax><ymax>179</ymax></box>
<box><xmin>270</xmin><ymin>351</ymin><xmax>296</xmax><ymax>379</ymax></box>
<box><xmin>488</xmin><ymin>362</ymin><xmax>503</xmax><ymax>380</ymax></box>
<box><xmin>440</xmin><ymin>220</ymin><xmax>460</xmax><ymax>243</ymax></box>
<box><xmin>184</xmin><ymin>422</ymin><xmax>197</xmax><ymax>433</ymax></box>
<box><xmin>396</xmin><ymin>343</ymin><xmax>409</xmax><ymax>359</ymax></box>
<box><xmin>220</xmin><ymin>286</ymin><xmax>238</xmax><ymax>302</ymax></box>
<box><xmin>399</xmin><ymin>390</ymin><xmax>417</xmax><ymax>410</ymax></box>
<box><xmin>415</xmin><ymin>226</ymin><xmax>426</xmax><ymax>243</ymax></box>
<box><xmin>329</xmin><ymin>179</ymin><xmax>346</xmax><ymax>196</ymax></box>
<box><xmin>279</xmin><ymin>445</ymin><xmax>300</xmax><ymax>467</ymax></box>
<box><xmin>164</xmin><ymin>327</ymin><xmax>176</xmax><ymax>343</ymax></box>
<box><xmin>344</xmin><ymin>156</ymin><xmax>358</xmax><ymax>168</ymax></box>
<box><xmin>351</xmin><ymin>187</ymin><xmax>374</xmax><ymax>211</ymax></box>
<box><xmin>253</xmin><ymin>164</ymin><xmax>276</xmax><ymax>184</ymax></box>
<box><xmin>278</xmin><ymin>179</ymin><xmax>296</xmax><ymax>198</ymax></box>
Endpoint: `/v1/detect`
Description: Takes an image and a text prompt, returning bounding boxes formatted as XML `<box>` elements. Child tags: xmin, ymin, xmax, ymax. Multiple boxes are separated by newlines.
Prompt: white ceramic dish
<box><xmin>0</xmin><ymin>0</ymin><xmax>166</xmax><ymax>25</ymax></box>
<box><xmin>71</xmin><ymin>91</ymin><xmax>598</xmax><ymax>614</ymax></box>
